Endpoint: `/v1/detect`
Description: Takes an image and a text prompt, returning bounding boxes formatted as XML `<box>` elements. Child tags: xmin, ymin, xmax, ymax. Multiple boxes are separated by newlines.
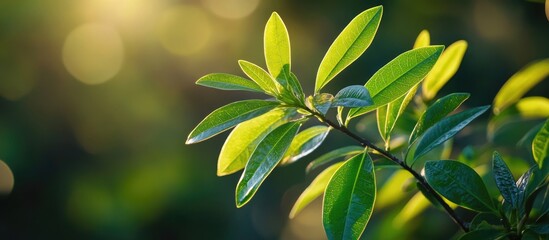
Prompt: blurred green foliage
<box><xmin>0</xmin><ymin>0</ymin><xmax>548</xmax><ymax>239</ymax></box>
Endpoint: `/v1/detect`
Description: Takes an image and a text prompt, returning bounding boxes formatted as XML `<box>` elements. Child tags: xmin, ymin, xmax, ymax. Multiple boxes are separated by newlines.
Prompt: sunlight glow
<box><xmin>63</xmin><ymin>23</ymin><xmax>124</xmax><ymax>85</ymax></box>
<box><xmin>202</xmin><ymin>0</ymin><xmax>260</xmax><ymax>19</ymax></box>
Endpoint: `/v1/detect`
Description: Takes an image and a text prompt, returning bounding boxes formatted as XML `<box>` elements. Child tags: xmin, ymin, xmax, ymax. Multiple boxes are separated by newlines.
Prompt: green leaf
<box><xmin>492</xmin><ymin>151</ymin><xmax>519</xmax><ymax>208</ymax></box>
<box><xmin>470</xmin><ymin>212</ymin><xmax>502</xmax><ymax>230</ymax></box>
<box><xmin>413</xmin><ymin>30</ymin><xmax>430</xmax><ymax>49</ymax></box>
<box><xmin>332</xmin><ymin>85</ymin><xmax>373</xmax><ymax>108</ymax></box>
<box><xmin>457</xmin><ymin>229</ymin><xmax>505</xmax><ymax>240</ymax></box>
<box><xmin>528</xmin><ymin>224</ymin><xmax>549</xmax><ymax>235</ymax></box>
<box><xmin>377</xmin><ymin>84</ymin><xmax>418</xmax><ymax>143</ymax></box>
<box><xmin>323</xmin><ymin>153</ymin><xmax>376</xmax><ymax>240</ymax></box>
<box><xmin>289</xmin><ymin>162</ymin><xmax>343</xmax><ymax>218</ymax></box>
<box><xmin>235</xmin><ymin>122</ymin><xmax>300</xmax><ymax>207</ymax></box>
<box><xmin>422</xmin><ymin>40</ymin><xmax>468</xmax><ymax>100</ymax></box>
<box><xmin>409</xmin><ymin>93</ymin><xmax>470</xmax><ymax>145</ymax></box>
<box><xmin>425</xmin><ymin>160</ymin><xmax>496</xmax><ymax>212</ymax></box>
<box><xmin>493</xmin><ymin>59</ymin><xmax>549</xmax><ymax>114</ymax></box>
<box><xmin>414</xmin><ymin>105</ymin><xmax>489</xmax><ymax>161</ymax></box>
<box><xmin>306</xmin><ymin>93</ymin><xmax>333</xmax><ymax>115</ymax></box>
<box><xmin>533</xmin><ymin>119</ymin><xmax>549</xmax><ymax>169</ymax></box>
<box><xmin>315</xmin><ymin>6</ymin><xmax>382</xmax><ymax>92</ymax></box>
<box><xmin>238</xmin><ymin>60</ymin><xmax>279</xmax><ymax>96</ymax></box>
<box><xmin>516</xmin><ymin>96</ymin><xmax>549</xmax><ymax>118</ymax></box>
<box><xmin>281</xmin><ymin>126</ymin><xmax>331</xmax><ymax>165</ymax></box>
<box><xmin>348</xmin><ymin>46</ymin><xmax>444</xmax><ymax>118</ymax></box>
<box><xmin>196</xmin><ymin>73</ymin><xmax>263</xmax><ymax>93</ymax></box>
<box><xmin>217</xmin><ymin>108</ymin><xmax>295</xmax><ymax>176</ymax></box>
<box><xmin>305</xmin><ymin>146</ymin><xmax>365</xmax><ymax>174</ymax></box>
<box><xmin>264</xmin><ymin>12</ymin><xmax>291</xmax><ymax>80</ymax></box>
<box><xmin>186</xmin><ymin>100</ymin><xmax>279</xmax><ymax>144</ymax></box>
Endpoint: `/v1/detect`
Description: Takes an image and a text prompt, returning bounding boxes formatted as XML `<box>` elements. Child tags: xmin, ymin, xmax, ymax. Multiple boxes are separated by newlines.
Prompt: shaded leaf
<box><xmin>377</xmin><ymin>84</ymin><xmax>418</xmax><ymax>143</ymax></box>
<box><xmin>217</xmin><ymin>108</ymin><xmax>295</xmax><ymax>176</ymax></box>
<box><xmin>517</xmin><ymin>96</ymin><xmax>549</xmax><ymax>118</ymax></box>
<box><xmin>533</xmin><ymin>119</ymin><xmax>549</xmax><ymax>169</ymax></box>
<box><xmin>264</xmin><ymin>12</ymin><xmax>291</xmax><ymax>80</ymax></box>
<box><xmin>306</xmin><ymin>146</ymin><xmax>365</xmax><ymax>173</ymax></box>
<box><xmin>470</xmin><ymin>212</ymin><xmax>502</xmax><ymax>230</ymax></box>
<box><xmin>281</xmin><ymin>126</ymin><xmax>331</xmax><ymax>165</ymax></box>
<box><xmin>414</xmin><ymin>105</ymin><xmax>489</xmax><ymax>161</ymax></box>
<box><xmin>323</xmin><ymin>153</ymin><xmax>376</xmax><ymax>240</ymax></box>
<box><xmin>196</xmin><ymin>73</ymin><xmax>263</xmax><ymax>92</ymax></box>
<box><xmin>409</xmin><ymin>92</ymin><xmax>470</xmax><ymax>145</ymax></box>
<box><xmin>492</xmin><ymin>151</ymin><xmax>519</xmax><ymax>208</ymax></box>
<box><xmin>348</xmin><ymin>46</ymin><xmax>444</xmax><ymax>118</ymax></box>
<box><xmin>528</xmin><ymin>224</ymin><xmax>549</xmax><ymax>234</ymax></box>
<box><xmin>493</xmin><ymin>59</ymin><xmax>549</xmax><ymax>114</ymax></box>
<box><xmin>306</xmin><ymin>93</ymin><xmax>333</xmax><ymax>115</ymax></box>
<box><xmin>425</xmin><ymin>160</ymin><xmax>496</xmax><ymax>212</ymax></box>
<box><xmin>422</xmin><ymin>40</ymin><xmax>468</xmax><ymax>100</ymax></box>
<box><xmin>457</xmin><ymin>229</ymin><xmax>505</xmax><ymax>240</ymax></box>
<box><xmin>239</xmin><ymin>60</ymin><xmax>278</xmax><ymax>96</ymax></box>
<box><xmin>289</xmin><ymin>162</ymin><xmax>343</xmax><ymax>218</ymax></box>
<box><xmin>186</xmin><ymin>100</ymin><xmax>279</xmax><ymax>144</ymax></box>
<box><xmin>236</xmin><ymin>122</ymin><xmax>301</xmax><ymax>207</ymax></box>
<box><xmin>332</xmin><ymin>85</ymin><xmax>373</xmax><ymax>108</ymax></box>
<box><xmin>315</xmin><ymin>6</ymin><xmax>382</xmax><ymax>92</ymax></box>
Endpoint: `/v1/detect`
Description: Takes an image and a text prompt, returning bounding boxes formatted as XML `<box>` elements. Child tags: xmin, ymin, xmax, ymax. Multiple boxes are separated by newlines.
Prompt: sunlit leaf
<box><xmin>235</xmin><ymin>122</ymin><xmax>300</xmax><ymax>207</ymax></box>
<box><xmin>217</xmin><ymin>108</ymin><xmax>295</xmax><ymax>176</ymax></box>
<box><xmin>409</xmin><ymin>93</ymin><xmax>470</xmax><ymax>145</ymax></box>
<box><xmin>413</xmin><ymin>30</ymin><xmax>430</xmax><ymax>49</ymax></box>
<box><xmin>306</xmin><ymin>146</ymin><xmax>365</xmax><ymax>173</ymax></box>
<box><xmin>238</xmin><ymin>60</ymin><xmax>279</xmax><ymax>96</ymax></box>
<box><xmin>332</xmin><ymin>85</ymin><xmax>373</xmax><ymax>108</ymax></box>
<box><xmin>264</xmin><ymin>12</ymin><xmax>291</xmax><ymax>80</ymax></box>
<box><xmin>306</xmin><ymin>93</ymin><xmax>333</xmax><ymax>115</ymax></box>
<box><xmin>492</xmin><ymin>151</ymin><xmax>519</xmax><ymax>208</ymax></box>
<box><xmin>377</xmin><ymin>84</ymin><xmax>418</xmax><ymax>143</ymax></box>
<box><xmin>493</xmin><ymin>59</ymin><xmax>549</xmax><ymax>114</ymax></box>
<box><xmin>196</xmin><ymin>73</ymin><xmax>263</xmax><ymax>92</ymax></box>
<box><xmin>323</xmin><ymin>153</ymin><xmax>376</xmax><ymax>240</ymax></box>
<box><xmin>315</xmin><ymin>6</ymin><xmax>382</xmax><ymax>92</ymax></box>
<box><xmin>533</xmin><ymin>119</ymin><xmax>549</xmax><ymax>169</ymax></box>
<box><xmin>281</xmin><ymin>126</ymin><xmax>331</xmax><ymax>165</ymax></box>
<box><xmin>425</xmin><ymin>160</ymin><xmax>496</xmax><ymax>212</ymax></box>
<box><xmin>414</xmin><ymin>105</ymin><xmax>489</xmax><ymax>161</ymax></box>
<box><xmin>457</xmin><ymin>229</ymin><xmax>506</xmax><ymax>240</ymax></box>
<box><xmin>375</xmin><ymin>170</ymin><xmax>413</xmax><ymax>209</ymax></box>
<box><xmin>186</xmin><ymin>100</ymin><xmax>279</xmax><ymax>144</ymax></box>
<box><xmin>348</xmin><ymin>46</ymin><xmax>444</xmax><ymax>118</ymax></box>
<box><xmin>517</xmin><ymin>96</ymin><xmax>549</xmax><ymax>118</ymax></box>
<box><xmin>289</xmin><ymin>162</ymin><xmax>343</xmax><ymax>218</ymax></box>
<box><xmin>422</xmin><ymin>40</ymin><xmax>468</xmax><ymax>100</ymax></box>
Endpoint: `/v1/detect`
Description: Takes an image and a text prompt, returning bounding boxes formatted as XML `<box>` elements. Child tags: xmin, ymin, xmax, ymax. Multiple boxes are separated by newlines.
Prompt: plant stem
<box><xmin>307</xmin><ymin>109</ymin><xmax>470</xmax><ymax>232</ymax></box>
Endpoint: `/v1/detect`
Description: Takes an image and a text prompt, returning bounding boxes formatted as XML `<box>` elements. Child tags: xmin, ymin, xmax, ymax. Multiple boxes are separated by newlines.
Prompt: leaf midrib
<box><xmin>342</xmin><ymin>154</ymin><xmax>365</xmax><ymax>238</ymax></box>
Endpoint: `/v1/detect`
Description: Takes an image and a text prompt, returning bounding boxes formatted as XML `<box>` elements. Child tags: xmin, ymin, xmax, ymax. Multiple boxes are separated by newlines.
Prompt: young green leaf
<box><xmin>493</xmin><ymin>59</ymin><xmax>549</xmax><ymax>114</ymax></box>
<box><xmin>425</xmin><ymin>160</ymin><xmax>496</xmax><ymax>212</ymax></box>
<box><xmin>196</xmin><ymin>73</ymin><xmax>264</xmax><ymax>92</ymax></box>
<box><xmin>235</xmin><ymin>122</ymin><xmax>301</xmax><ymax>207</ymax></box>
<box><xmin>377</xmin><ymin>85</ymin><xmax>418</xmax><ymax>143</ymax></box>
<box><xmin>422</xmin><ymin>40</ymin><xmax>468</xmax><ymax>101</ymax></box>
<box><xmin>332</xmin><ymin>85</ymin><xmax>373</xmax><ymax>108</ymax></box>
<box><xmin>264</xmin><ymin>12</ymin><xmax>291</xmax><ymax>80</ymax></box>
<box><xmin>492</xmin><ymin>151</ymin><xmax>519</xmax><ymax>208</ymax></box>
<box><xmin>306</xmin><ymin>93</ymin><xmax>333</xmax><ymax>115</ymax></box>
<box><xmin>409</xmin><ymin>93</ymin><xmax>470</xmax><ymax>145</ymax></box>
<box><xmin>238</xmin><ymin>60</ymin><xmax>279</xmax><ymax>96</ymax></box>
<box><xmin>281</xmin><ymin>126</ymin><xmax>331</xmax><ymax>165</ymax></box>
<box><xmin>218</xmin><ymin>108</ymin><xmax>295</xmax><ymax>176</ymax></box>
<box><xmin>323</xmin><ymin>153</ymin><xmax>376</xmax><ymax>240</ymax></box>
<box><xmin>289</xmin><ymin>162</ymin><xmax>343</xmax><ymax>218</ymax></box>
<box><xmin>186</xmin><ymin>100</ymin><xmax>279</xmax><ymax>144</ymax></box>
<box><xmin>413</xmin><ymin>30</ymin><xmax>430</xmax><ymax>49</ymax></box>
<box><xmin>305</xmin><ymin>146</ymin><xmax>365</xmax><ymax>173</ymax></box>
<box><xmin>414</xmin><ymin>105</ymin><xmax>489</xmax><ymax>161</ymax></box>
<box><xmin>315</xmin><ymin>6</ymin><xmax>383</xmax><ymax>92</ymax></box>
<box><xmin>348</xmin><ymin>46</ymin><xmax>444</xmax><ymax>118</ymax></box>
<box><xmin>469</xmin><ymin>212</ymin><xmax>502</xmax><ymax>230</ymax></box>
<box><xmin>533</xmin><ymin>119</ymin><xmax>549</xmax><ymax>169</ymax></box>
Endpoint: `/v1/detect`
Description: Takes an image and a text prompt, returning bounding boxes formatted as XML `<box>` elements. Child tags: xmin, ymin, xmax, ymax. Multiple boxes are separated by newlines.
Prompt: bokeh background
<box><xmin>0</xmin><ymin>0</ymin><xmax>548</xmax><ymax>239</ymax></box>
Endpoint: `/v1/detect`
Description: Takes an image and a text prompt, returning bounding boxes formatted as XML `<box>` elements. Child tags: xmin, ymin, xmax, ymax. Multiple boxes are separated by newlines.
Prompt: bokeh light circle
<box><xmin>0</xmin><ymin>160</ymin><xmax>14</xmax><ymax>195</ymax></box>
<box><xmin>156</xmin><ymin>5</ymin><xmax>212</xmax><ymax>56</ymax></box>
<box><xmin>62</xmin><ymin>23</ymin><xmax>125</xmax><ymax>85</ymax></box>
<box><xmin>202</xmin><ymin>0</ymin><xmax>260</xmax><ymax>19</ymax></box>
